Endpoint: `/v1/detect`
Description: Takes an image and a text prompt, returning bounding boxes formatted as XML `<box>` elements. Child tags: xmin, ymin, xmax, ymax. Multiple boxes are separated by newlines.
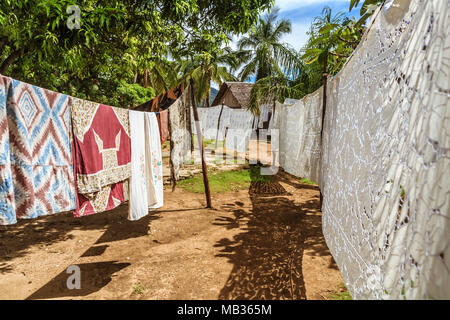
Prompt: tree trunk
<box><xmin>319</xmin><ymin>53</ymin><xmax>329</xmax><ymax>209</ymax></box>
<box><xmin>0</xmin><ymin>48</ymin><xmax>23</xmax><ymax>75</ymax></box>
<box><xmin>190</xmin><ymin>79</ymin><xmax>212</xmax><ymax>208</ymax></box>
<box><xmin>213</xmin><ymin>104</ymin><xmax>224</xmax><ymax>153</ymax></box>
<box><xmin>185</xmin><ymin>85</ymin><xmax>194</xmax><ymax>156</ymax></box>
<box><xmin>321</xmin><ymin>54</ymin><xmax>328</xmax><ymax>139</ymax></box>
<box><xmin>168</xmin><ymin>108</ymin><xmax>177</xmax><ymax>191</ymax></box>
<box><xmin>143</xmin><ymin>68</ymin><xmax>149</xmax><ymax>88</ymax></box>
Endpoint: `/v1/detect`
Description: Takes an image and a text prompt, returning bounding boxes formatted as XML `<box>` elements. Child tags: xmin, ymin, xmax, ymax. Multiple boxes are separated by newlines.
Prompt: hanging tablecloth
<box><xmin>128</xmin><ymin>110</ymin><xmax>163</xmax><ymax>220</ymax></box>
<box><xmin>70</xmin><ymin>97</ymin><xmax>131</xmax><ymax>217</ymax></box>
<box><xmin>0</xmin><ymin>75</ymin><xmax>76</xmax><ymax>225</ymax></box>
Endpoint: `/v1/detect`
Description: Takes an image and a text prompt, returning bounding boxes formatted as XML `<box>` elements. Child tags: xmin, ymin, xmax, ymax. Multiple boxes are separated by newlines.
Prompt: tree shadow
<box><xmin>213</xmin><ymin>166</ymin><xmax>308</xmax><ymax>300</ymax></box>
<box><xmin>214</xmin><ymin>195</ymin><xmax>307</xmax><ymax>300</ymax></box>
<box><xmin>26</xmin><ymin>261</ymin><xmax>130</xmax><ymax>300</ymax></box>
<box><xmin>213</xmin><ymin>166</ymin><xmax>337</xmax><ymax>299</ymax></box>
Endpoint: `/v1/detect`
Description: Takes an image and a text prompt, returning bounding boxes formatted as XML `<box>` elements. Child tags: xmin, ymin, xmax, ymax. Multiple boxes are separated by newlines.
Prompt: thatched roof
<box><xmin>211</xmin><ymin>81</ymin><xmax>254</xmax><ymax>109</ymax></box>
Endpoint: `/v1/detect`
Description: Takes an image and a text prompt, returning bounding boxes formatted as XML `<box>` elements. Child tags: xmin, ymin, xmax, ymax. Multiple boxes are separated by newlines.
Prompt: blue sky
<box><xmin>275</xmin><ymin>0</ymin><xmax>362</xmax><ymax>51</ymax></box>
<box><xmin>219</xmin><ymin>0</ymin><xmax>362</xmax><ymax>87</ymax></box>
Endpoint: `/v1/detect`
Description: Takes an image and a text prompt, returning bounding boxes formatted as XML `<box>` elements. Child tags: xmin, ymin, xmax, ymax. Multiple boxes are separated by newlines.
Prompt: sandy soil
<box><xmin>0</xmin><ymin>171</ymin><xmax>343</xmax><ymax>300</ymax></box>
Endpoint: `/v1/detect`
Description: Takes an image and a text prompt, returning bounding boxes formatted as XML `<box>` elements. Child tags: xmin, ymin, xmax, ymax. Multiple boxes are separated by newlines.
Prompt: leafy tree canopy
<box><xmin>0</xmin><ymin>0</ymin><xmax>274</xmax><ymax>107</ymax></box>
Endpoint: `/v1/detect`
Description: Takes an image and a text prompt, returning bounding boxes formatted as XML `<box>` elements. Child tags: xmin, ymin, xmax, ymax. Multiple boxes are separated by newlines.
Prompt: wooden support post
<box><xmin>185</xmin><ymin>86</ymin><xmax>194</xmax><ymax>159</ymax></box>
<box><xmin>190</xmin><ymin>79</ymin><xmax>212</xmax><ymax>208</ymax></box>
<box><xmin>319</xmin><ymin>58</ymin><xmax>329</xmax><ymax>209</ymax></box>
<box><xmin>168</xmin><ymin>109</ymin><xmax>177</xmax><ymax>192</ymax></box>
<box><xmin>223</xmin><ymin>126</ymin><xmax>229</xmax><ymax>162</ymax></box>
<box><xmin>213</xmin><ymin>104</ymin><xmax>225</xmax><ymax>154</ymax></box>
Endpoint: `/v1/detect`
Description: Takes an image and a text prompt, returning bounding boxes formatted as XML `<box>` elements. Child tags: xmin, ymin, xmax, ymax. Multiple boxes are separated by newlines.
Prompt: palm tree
<box><xmin>237</xmin><ymin>7</ymin><xmax>301</xmax><ymax>90</ymax></box>
<box><xmin>250</xmin><ymin>70</ymin><xmax>306</xmax><ymax>134</ymax></box>
<box><xmin>177</xmin><ymin>47</ymin><xmax>239</xmax><ymax>107</ymax></box>
<box><xmin>350</xmin><ymin>0</ymin><xmax>384</xmax><ymax>25</ymax></box>
<box><xmin>301</xmin><ymin>6</ymin><xmax>349</xmax><ymax>142</ymax></box>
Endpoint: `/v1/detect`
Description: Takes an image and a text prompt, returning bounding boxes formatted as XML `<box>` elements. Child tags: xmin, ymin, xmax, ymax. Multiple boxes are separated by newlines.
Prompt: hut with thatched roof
<box><xmin>211</xmin><ymin>81</ymin><xmax>254</xmax><ymax>109</ymax></box>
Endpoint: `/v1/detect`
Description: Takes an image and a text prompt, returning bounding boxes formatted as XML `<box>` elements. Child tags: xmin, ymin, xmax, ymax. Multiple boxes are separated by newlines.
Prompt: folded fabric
<box><xmin>0</xmin><ymin>75</ymin><xmax>76</xmax><ymax>225</ymax></box>
<box><xmin>71</xmin><ymin>97</ymin><xmax>131</xmax><ymax>217</ymax></box>
<box><xmin>75</xmin><ymin>182</ymin><xmax>128</xmax><ymax>217</ymax></box>
<box><xmin>128</xmin><ymin>111</ymin><xmax>163</xmax><ymax>220</ymax></box>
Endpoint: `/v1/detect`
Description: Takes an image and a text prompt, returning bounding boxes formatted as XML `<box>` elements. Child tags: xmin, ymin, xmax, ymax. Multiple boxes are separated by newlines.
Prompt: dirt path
<box><xmin>0</xmin><ymin>171</ymin><xmax>342</xmax><ymax>300</ymax></box>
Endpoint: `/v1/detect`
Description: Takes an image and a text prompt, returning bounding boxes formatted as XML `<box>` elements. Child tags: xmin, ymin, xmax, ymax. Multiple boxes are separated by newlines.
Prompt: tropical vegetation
<box><xmin>0</xmin><ymin>0</ymin><xmax>383</xmax><ymax>110</ymax></box>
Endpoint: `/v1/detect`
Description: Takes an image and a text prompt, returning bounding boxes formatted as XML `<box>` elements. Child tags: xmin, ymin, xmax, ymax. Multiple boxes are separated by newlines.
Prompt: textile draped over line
<box><xmin>272</xmin><ymin>90</ymin><xmax>323</xmax><ymax>185</ymax></box>
<box><xmin>156</xmin><ymin>109</ymin><xmax>169</xmax><ymax>143</ymax></box>
<box><xmin>128</xmin><ymin>111</ymin><xmax>163</xmax><ymax>221</ymax></box>
<box><xmin>169</xmin><ymin>86</ymin><xmax>192</xmax><ymax>181</ymax></box>
<box><xmin>135</xmin><ymin>84</ymin><xmax>184</xmax><ymax>113</ymax></box>
<box><xmin>191</xmin><ymin>105</ymin><xmax>255</xmax><ymax>153</ymax></box>
<box><xmin>273</xmin><ymin>0</ymin><xmax>450</xmax><ymax>299</ymax></box>
<box><xmin>0</xmin><ymin>75</ymin><xmax>76</xmax><ymax>225</ymax></box>
<box><xmin>135</xmin><ymin>84</ymin><xmax>184</xmax><ymax>144</ymax></box>
<box><xmin>146</xmin><ymin>112</ymin><xmax>164</xmax><ymax>210</ymax></box>
<box><xmin>71</xmin><ymin>97</ymin><xmax>131</xmax><ymax>217</ymax></box>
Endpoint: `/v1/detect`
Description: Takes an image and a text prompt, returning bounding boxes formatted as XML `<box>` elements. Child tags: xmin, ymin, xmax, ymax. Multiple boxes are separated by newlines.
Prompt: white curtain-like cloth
<box><xmin>146</xmin><ymin>112</ymin><xmax>164</xmax><ymax>210</ymax></box>
<box><xmin>191</xmin><ymin>105</ymin><xmax>255</xmax><ymax>153</ymax></box>
<box><xmin>224</xmin><ymin>109</ymin><xmax>255</xmax><ymax>153</ymax></box>
<box><xmin>321</xmin><ymin>0</ymin><xmax>450</xmax><ymax>299</ymax></box>
<box><xmin>273</xmin><ymin>0</ymin><xmax>449</xmax><ymax>299</ymax></box>
<box><xmin>272</xmin><ymin>90</ymin><xmax>322</xmax><ymax>184</ymax></box>
<box><xmin>128</xmin><ymin>111</ymin><xmax>163</xmax><ymax>221</ymax></box>
<box><xmin>169</xmin><ymin>88</ymin><xmax>192</xmax><ymax>181</ymax></box>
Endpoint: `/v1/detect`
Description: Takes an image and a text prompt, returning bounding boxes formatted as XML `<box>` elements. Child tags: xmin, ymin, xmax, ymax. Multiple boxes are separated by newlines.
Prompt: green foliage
<box><xmin>116</xmin><ymin>81</ymin><xmax>156</xmax><ymax>108</ymax></box>
<box><xmin>0</xmin><ymin>0</ymin><xmax>274</xmax><ymax>107</ymax></box>
<box><xmin>298</xmin><ymin>6</ymin><xmax>366</xmax><ymax>96</ymax></box>
<box><xmin>350</xmin><ymin>0</ymin><xmax>384</xmax><ymax>26</ymax></box>
<box><xmin>178</xmin><ymin>167</ymin><xmax>272</xmax><ymax>194</ymax></box>
<box><xmin>329</xmin><ymin>283</ymin><xmax>352</xmax><ymax>300</ymax></box>
<box><xmin>299</xmin><ymin>178</ymin><xmax>316</xmax><ymax>185</ymax></box>
<box><xmin>235</xmin><ymin>7</ymin><xmax>303</xmax><ymax>114</ymax></box>
<box><xmin>250</xmin><ymin>72</ymin><xmax>305</xmax><ymax>115</ymax></box>
<box><xmin>237</xmin><ymin>7</ymin><xmax>301</xmax><ymax>84</ymax></box>
<box><xmin>133</xmin><ymin>283</ymin><xmax>146</xmax><ymax>295</ymax></box>
<box><xmin>176</xmin><ymin>46</ymin><xmax>239</xmax><ymax>107</ymax></box>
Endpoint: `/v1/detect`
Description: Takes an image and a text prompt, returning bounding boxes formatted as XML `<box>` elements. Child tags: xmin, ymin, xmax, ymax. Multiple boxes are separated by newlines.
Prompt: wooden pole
<box><xmin>185</xmin><ymin>85</ymin><xmax>194</xmax><ymax>158</ymax></box>
<box><xmin>213</xmin><ymin>104</ymin><xmax>225</xmax><ymax>154</ymax></box>
<box><xmin>168</xmin><ymin>108</ymin><xmax>177</xmax><ymax>192</ymax></box>
<box><xmin>190</xmin><ymin>79</ymin><xmax>212</xmax><ymax>208</ymax></box>
<box><xmin>319</xmin><ymin>56</ymin><xmax>329</xmax><ymax>208</ymax></box>
<box><xmin>223</xmin><ymin>126</ymin><xmax>229</xmax><ymax>162</ymax></box>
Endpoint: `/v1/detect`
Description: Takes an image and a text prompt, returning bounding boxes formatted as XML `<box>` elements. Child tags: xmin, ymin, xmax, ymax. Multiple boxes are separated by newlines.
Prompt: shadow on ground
<box><xmin>213</xmin><ymin>167</ymin><xmax>336</xmax><ymax>299</ymax></box>
<box><xmin>3</xmin><ymin>204</ymin><xmax>159</xmax><ymax>299</ymax></box>
<box><xmin>26</xmin><ymin>261</ymin><xmax>131</xmax><ymax>299</ymax></box>
<box><xmin>0</xmin><ymin>204</ymin><xmax>160</xmax><ymax>264</ymax></box>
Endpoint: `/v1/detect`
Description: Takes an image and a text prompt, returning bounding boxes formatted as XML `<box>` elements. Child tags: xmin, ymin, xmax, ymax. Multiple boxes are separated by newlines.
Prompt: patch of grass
<box><xmin>328</xmin><ymin>283</ymin><xmax>352</xmax><ymax>300</ymax></box>
<box><xmin>299</xmin><ymin>178</ymin><xmax>317</xmax><ymax>185</ymax></box>
<box><xmin>161</xmin><ymin>141</ymin><xmax>170</xmax><ymax>150</ymax></box>
<box><xmin>133</xmin><ymin>283</ymin><xmax>146</xmax><ymax>295</ymax></box>
<box><xmin>192</xmin><ymin>135</ymin><xmax>224</xmax><ymax>149</ymax></box>
<box><xmin>178</xmin><ymin>166</ymin><xmax>273</xmax><ymax>194</ymax></box>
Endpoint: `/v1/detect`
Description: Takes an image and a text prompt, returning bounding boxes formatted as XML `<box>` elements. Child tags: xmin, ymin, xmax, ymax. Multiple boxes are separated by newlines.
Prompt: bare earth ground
<box><xmin>0</xmin><ymin>171</ymin><xmax>343</xmax><ymax>300</ymax></box>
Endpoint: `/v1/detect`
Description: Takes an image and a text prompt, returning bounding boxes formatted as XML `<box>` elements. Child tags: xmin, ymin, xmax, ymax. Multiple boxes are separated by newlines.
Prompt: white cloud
<box><xmin>276</xmin><ymin>0</ymin><xmax>349</xmax><ymax>12</ymax></box>
<box><xmin>281</xmin><ymin>21</ymin><xmax>311</xmax><ymax>51</ymax></box>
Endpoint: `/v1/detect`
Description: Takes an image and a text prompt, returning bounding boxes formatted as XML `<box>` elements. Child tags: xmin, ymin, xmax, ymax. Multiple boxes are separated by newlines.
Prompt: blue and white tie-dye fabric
<box><xmin>0</xmin><ymin>75</ymin><xmax>16</xmax><ymax>225</ymax></box>
<box><xmin>0</xmin><ymin>75</ymin><xmax>77</xmax><ymax>225</ymax></box>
